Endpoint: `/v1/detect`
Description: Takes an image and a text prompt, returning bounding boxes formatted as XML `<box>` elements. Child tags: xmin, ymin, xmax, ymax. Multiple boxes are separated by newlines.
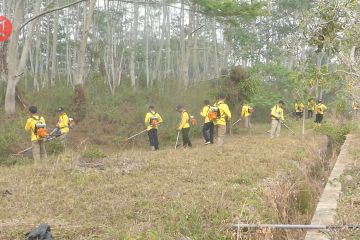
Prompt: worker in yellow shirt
<box><xmin>307</xmin><ymin>98</ymin><xmax>315</xmax><ymax>119</ymax></box>
<box><xmin>24</xmin><ymin>106</ymin><xmax>47</xmax><ymax>162</ymax></box>
<box><xmin>176</xmin><ymin>105</ymin><xmax>192</xmax><ymax>148</ymax></box>
<box><xmin>270</xmin><ymin>100</ymin><xmax>285</xmax><ymax>138</ymax></box>
<box><xmin>200</xmin><ymin>100</ymin><xmax>214</xmax><ymax>144</ymax></box>
<box><xmin>214</xmin><ymin>93</ymin><xmax>231</xmax><ymax>148</ymax></box>
<box><xmin>315</xmin><ymin>100</ymin><xmax>327</xmax><ymax>124</ymax></box>
<box><xmin>144</xmin><ymin>106</ymin><xmax>163</xmax><ymax>151</ymax></box>
<box><xmin>294</xmin><ymin>100</ymin><xmax>304</xmax><ymax>120</ymax></box>
<box><xmin>56</xmin><ymin>107</ymin><xmax>70</xmax><ymax>139</ymax></box>
<box><xmin>241</xmin><ymin>102</ymin><xmax>253</xmax><ymax>129</ymax></box>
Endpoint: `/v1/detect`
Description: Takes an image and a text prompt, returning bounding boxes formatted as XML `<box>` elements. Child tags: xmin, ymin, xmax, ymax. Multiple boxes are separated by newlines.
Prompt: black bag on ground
<box><xmin>25</xmin><ymin>224</ymin><xmax>53</xmax><ymax>240</ymax></box>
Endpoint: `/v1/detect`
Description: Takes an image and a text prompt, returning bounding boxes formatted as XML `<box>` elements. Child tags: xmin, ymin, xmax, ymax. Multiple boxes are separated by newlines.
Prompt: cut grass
<box><xmin>0</xmin><ymin>124</ymin><xmax>328</xmax><ymax>239</ymax></box>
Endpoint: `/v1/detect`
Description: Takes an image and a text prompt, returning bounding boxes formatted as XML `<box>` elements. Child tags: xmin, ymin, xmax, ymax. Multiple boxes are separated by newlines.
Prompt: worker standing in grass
<box><xmin>214</xmin><ymin>93</ymin><xmax>231</xmax><ymax>150</ymax></box>
<box><xmin>294</xmin><ymin>100</ymin><xmax>304</xmax><ymax>120</ymax></box>
<box><xmin>24</xmin><ymin>106</ymin><xmax>47</xmax><ymax>162</ymax></box>
<box><xmin>270</xmin><ymin>100</ymin><xmax>285</xmax><ymax>139</ymax></box>
<box><xmin>55</xmin><ymin>107</ymin><xmax>70</xmax><ymax>140</ymax></box>
<box><xmin>307</xmin><ymin>98</ymin><xmax>316</xmax><ymax>119</ymax></box>
<box><xmin>241</xmin><ymin>102</ymin><xmax>253</xmax><ymax>129</ymax></box>
<box><xmin>315</xmin><ymin>100</ymin><xmax>327</xmax><ymax>124</ymax></box>
<box><xmin>200</xmin><ymin>100</ymin><xmax>214</xmax><ymax>144</ymax></box>
<box><xmin>176</xmin><ymin>105</ymin><xmax>192</xmax><ymax>148</ymax></box>
<box><xmin>145</xmin><ymin>106</ymin><xmax>163</xmax><ymax>151</ymax></box>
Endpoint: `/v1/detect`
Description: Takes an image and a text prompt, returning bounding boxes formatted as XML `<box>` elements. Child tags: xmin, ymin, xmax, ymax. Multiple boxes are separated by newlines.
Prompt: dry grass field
<box><xmin>0</xmin><ymin>126</ymin><xmax>329</xmax><ymax>239</ymax></box>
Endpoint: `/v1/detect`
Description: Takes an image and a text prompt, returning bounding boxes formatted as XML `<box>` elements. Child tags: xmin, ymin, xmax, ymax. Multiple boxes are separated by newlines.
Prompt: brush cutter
<box><xmin>175</xmin><ymin>131</ymin><xmax>180</xmax><ymax>149</ymax></box>
<box><xmin>281</xmin><ymin>122</ymin><xmax>295</xmax><ymax>134</ymax></box>
<box><xmin>14</xmin><ymin>128</ymin><xmax>61</xmax><ymax>156</ymax></box>
<box><xmin>231</xmin><ymin>118</ymin><xmax>242</xmax><ymax>127</ymax></box>
<box><xmin>126</xmin><ymin>129</ymin><xmax>147</xmax><ymax>143</ymax></box>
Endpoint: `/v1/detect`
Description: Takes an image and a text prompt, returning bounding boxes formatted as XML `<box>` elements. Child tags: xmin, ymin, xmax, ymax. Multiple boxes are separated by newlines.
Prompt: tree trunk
<box><xmin>73</xmin><ymin>0</ymin><xmax>97</xmax><ymax>121</ymax></box>
<box><xmin>50</xmin><ymin>5</ymin><xmax>60</xmax><ymax>86</ymax></box>
<box><xmin>5</xmin><ymin>0</ymin><xmax>24</xmax><ymax>113</ymax></box>
<box><xmin>145</xmin><ymin>4</ymin><xmax>150</xmax><ymax>87</ymax></box>
<box><xmin>130</xmin><ymin>0</ymin><xmax>139</xmax><ymax>88</ymax></box>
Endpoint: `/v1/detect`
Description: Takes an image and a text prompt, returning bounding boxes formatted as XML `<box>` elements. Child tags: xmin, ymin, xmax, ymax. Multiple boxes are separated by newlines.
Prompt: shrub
<box><xmin>82</xmin><ymin>146</ymin><xmax>106</xmax><ymax>159</ymax></box>
<box><xmin>315</xmin><ymin>122</ymin><xmax>357</xmax><ymax>145</ymax></box>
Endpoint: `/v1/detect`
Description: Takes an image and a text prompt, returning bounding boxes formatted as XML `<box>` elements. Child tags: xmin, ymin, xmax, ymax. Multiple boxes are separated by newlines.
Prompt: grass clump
<box><xmin>46</xmin><ymin>138</ymin><xmax>65</xmax><ymax>155</ymax></box>
<box><xmin>81</xmin><ymin>146</ymin><xmax>107</xmax><ymax>159</ymax></box>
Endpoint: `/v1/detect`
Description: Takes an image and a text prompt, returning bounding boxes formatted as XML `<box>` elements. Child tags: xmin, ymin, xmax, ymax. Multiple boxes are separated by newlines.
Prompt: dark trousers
<box><xmin>295</xmin><ymin>112</ymin><xmax>303</xmax><ymax>120</ymax></box>
<box><xmin>148</xmin><ymin>129</ymin><xmax>159</xmax><ymax>150</ymax></box>
<box><xmin>315</xmin><ymin>114</ymin><xmax>323</xmax><ymax>123</ymax></box>
<box><xmin>202</xmin><ymin>122</ymin><xmax>214</xmax><ymax>143</ymax></box>
<box><xmin>181</xmin><ymin>127</ymin><xmax>192</xmax><ymax>147</ymax></box>
<box><xmin>307</xmin><ymin>110</ymin><xmax>313</xmax><ymax>119</ymax></box>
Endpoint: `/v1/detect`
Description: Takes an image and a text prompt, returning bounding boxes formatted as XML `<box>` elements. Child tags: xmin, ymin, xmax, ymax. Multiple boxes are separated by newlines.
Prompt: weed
<box><xmin>81</xmin><ymin>146</ymin><xmax>107</xmax><ymax>159</ymax></box>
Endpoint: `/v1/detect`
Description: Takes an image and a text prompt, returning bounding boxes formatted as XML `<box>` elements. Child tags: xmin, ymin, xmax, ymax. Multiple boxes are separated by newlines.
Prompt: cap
<box><xmin>29</xmin><ymin>106</ymin><xmax>37</xmax><ymax>114</ymax></box>
<box><xmin>57</xmin><ymin>107</ymin><xmax>64</xmax><ymax>113</ymax></box>
<box><xmin>176</xmin><ymin>105</ymin><xmax>183</xmax><ymax>111</ymax></box>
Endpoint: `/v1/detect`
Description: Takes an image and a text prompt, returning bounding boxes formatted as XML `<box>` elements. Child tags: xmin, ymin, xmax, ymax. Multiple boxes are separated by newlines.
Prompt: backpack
<box><xmin>190</xmin><ymin>115</ymin><xmax>198</xmax><ymax>126</ymax></box>
<box><xmin>208</xmin><ymin>104</ymin><xmax>222</xmax><ymax>121</ymax></box>
<box><xmin>32</xmin><ymin>116</ymin><xmax>48</xmax><ymax>139</ymax></box>
<box><xmin>149</xmin><ymin>113</ymin><xmax>159</xmax><ymax>127</ymax></box>
<box><xmin>183</xmin><ymin>111</ymin><xmax>197</xmax><ymax>126</ymax></box>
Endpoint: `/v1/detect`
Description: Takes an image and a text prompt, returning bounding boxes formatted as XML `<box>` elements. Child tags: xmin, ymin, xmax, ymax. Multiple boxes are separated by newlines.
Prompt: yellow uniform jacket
<box><xmin>178</xmin><ymin>111</ymin><xmax>190</xmax><ymax>130</ymax></box>
<box><xmin>271</xmin><ymin>104</ymin><xmax>284</xmax><ymax>121</ymax></box>
<box><xmin>144</xmin><ymin>112</ymin><xmax>163</xmax><ymax>130</ymax></box>
<box><xmin>214</xmin><ymin>100</ymin><xmax>231</xmax><ymax>126</ymax></box>
<box><xmin>25</xmin><ymin>115</ymin><xmax>46</xmax><ymax>141</ymax></box>
<box><xmin>57</xmin><ymin>113</ymin><xmax>70</xmax><ymax>134</ymax></box>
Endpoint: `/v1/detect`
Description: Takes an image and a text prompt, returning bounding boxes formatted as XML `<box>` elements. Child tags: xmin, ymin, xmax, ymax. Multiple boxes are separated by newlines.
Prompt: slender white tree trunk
<box><xmin>51</xmin><ymin>5</ymin><xmax>60</xmax><ymax>86</ymax></box>
<box><xmin>5</xmin><ymin>0</ymin><xmax>24</xmax><ymax>113</ymax></box>
<box><xmin>145</xmin><ymin>5</ymin><xmax>150</xmax><ymax>87</ymax></box>
<box><xmin>130</xmin><ymin>0</ymin><xmax>139</xmax><ymax>88</ymax></box>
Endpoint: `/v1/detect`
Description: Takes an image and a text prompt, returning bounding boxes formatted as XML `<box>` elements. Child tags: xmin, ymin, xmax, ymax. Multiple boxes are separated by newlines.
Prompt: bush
<box><xmin>315</xmin><ymin>122</ymin><xmax>357</xmax><ymax>145</ymax></box>
<box><xmin>46</xmin><ymin>138</ymin><xmax>65</xmax><ymax>155</ymax></box>
<box><xmin>82</xmin><ymin>146</ymin><xmax>106</xmax><ymax>159</ymax></box>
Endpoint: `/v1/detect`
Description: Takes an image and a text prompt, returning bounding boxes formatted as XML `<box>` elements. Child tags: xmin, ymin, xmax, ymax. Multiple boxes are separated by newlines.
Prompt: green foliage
<box><xmin>46</xmin><ymin>138</ymin><xmax>65</xmax><ymax>155</ymax></box>
<box><xmin>0</xmin><ymin>113</ymin><xmax>27</xmax><ymax>165</ymax></box>
<box><xmin>315</xmin><ymin>122</ymin><xmax>357</xmax><ymax>145</ymax></box>
<box><xmin>82</xmin><ymin>146</ymin><xmax>107</xmax><ymax>159</ymax></box>
<box><xmin>193</xmin><ymin>0</ymin><xmax>266</xmax><ymax>19</ymax></box>
<box><xmin>0</xmin><ymin>155</ymin><xmax>33</xmax><ymax>167</ymax></box>
<box><xmin>296</xmin><ymin>184</ymin><xmax>315</xmax><ymax>214</ymax></box>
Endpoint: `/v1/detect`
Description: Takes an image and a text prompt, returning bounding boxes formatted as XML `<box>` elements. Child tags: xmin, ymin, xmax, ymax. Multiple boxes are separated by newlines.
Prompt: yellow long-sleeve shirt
<box><xmin>307</xmin><ymin>100</ymin><xmax>315</xmax><ymax>111</ymax></box>
<box><xmin>214</xmin><ymin>100</ymin><xmax>231</xmax><ymax>126</ymax></box>
<box><xmin>241</xmin><ymin>104</ymin><xmax>252</xmax><ymax>118</ymax></box>
<box><xmin>57</xmin><ymin>113</ymin><xmax>70</xmax><ymax>134</ymax></box>
<box><xmin>316</xmin><ymin>103</ymin><xmax>327</xmax><ymax>114</ymax></box>
<box><xmin>200</xmin><ymin>105</ymin><xmax>211</xmax><ymax>123</ymax></box>
<box><xmin>271</xmin><ymin>104</ymin><xmax>284</xmax><ymax>121</ymax></box>
<box><xmin>178</xmin><ymin>111</ymin><xmax>190</xmax><ymax>130</ymax></box>
<box><xmin>24</xmin><ymin>115</ymin><xmax>46</xmax><ymax>142</ymax></box>
<box><xmin>295</xmin><ymin>103</ymin><xmax>304</xmax><ymax>112</ymax></box>
<box><xmin>144</xmin><ymin>111</ymin><xmax>163</xmax><ymax>130</ymax></box>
